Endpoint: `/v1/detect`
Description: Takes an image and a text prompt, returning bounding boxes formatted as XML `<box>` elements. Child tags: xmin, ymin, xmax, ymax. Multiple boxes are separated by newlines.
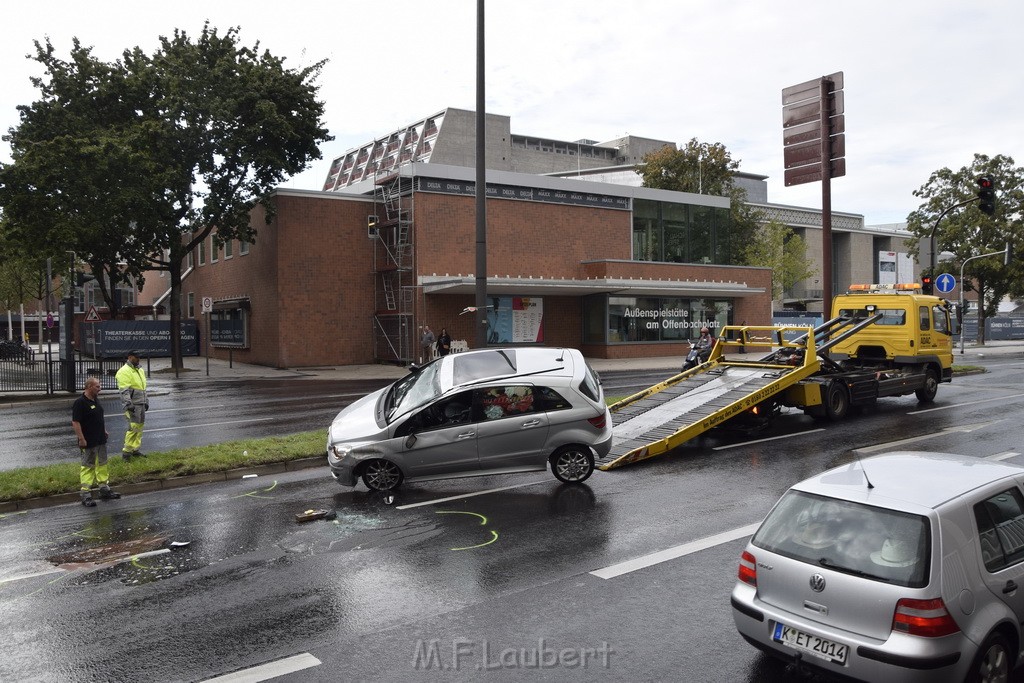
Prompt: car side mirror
<box><xmin>405</xmin><ymin>434</ymin><xmax>417</xmax><ymax>449</ymax></box>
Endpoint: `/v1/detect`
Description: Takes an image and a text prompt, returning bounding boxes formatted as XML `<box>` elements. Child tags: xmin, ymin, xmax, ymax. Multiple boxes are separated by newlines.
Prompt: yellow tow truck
<box><xmin>599</xmin><ymin>283</ymin><xmax>953</xmax><ymax>470</ymax></box>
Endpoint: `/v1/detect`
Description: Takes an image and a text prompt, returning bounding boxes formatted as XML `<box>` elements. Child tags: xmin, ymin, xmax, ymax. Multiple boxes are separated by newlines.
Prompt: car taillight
<box><xmin>738</xmin><ymin>550</ymin><xmax>757</xmax><ymax>587</ymax></box>
<box><xmin>892</xmin><ymin>598</ymin><xmax>960</xmax><ymax>637</ymax></box>
<box><xmin>587</xmin><ymin>414</ymin><xmax>607</xmax><ymax>429</ymax></box>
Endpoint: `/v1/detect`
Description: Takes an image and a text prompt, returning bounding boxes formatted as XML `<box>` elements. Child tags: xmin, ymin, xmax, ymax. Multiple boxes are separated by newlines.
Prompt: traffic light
<box><xmin>74</xmin><ymin>271</ymin><xmax>96</xmax><ymax>287</ymax></box>
<box><xmin>921</xmin><ymin>275</ymin><xmax>933</xmax><ymax>295</ymax></box>
<box><xmin>977</xmin><ymin>175</ymin><xmax>996</xmax><ymax>216</ymax></box>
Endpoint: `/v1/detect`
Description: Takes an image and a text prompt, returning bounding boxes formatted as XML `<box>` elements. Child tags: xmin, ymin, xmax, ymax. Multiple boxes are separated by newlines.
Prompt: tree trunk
<box><xmin>169</xmin><ymin>258</ymin><xmax>183</xmax><ymax>374</ymax></box>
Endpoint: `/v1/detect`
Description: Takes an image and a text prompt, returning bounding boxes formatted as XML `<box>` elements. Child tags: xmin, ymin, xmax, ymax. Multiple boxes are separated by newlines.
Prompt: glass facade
<box><xmin>632</xmin><ymin>198</ymin><xmax>732</xmax><ymax>264</ymax></box>
<box><xmin>584</xmin><ymin>294</ymin><xmax>733</xmax><ymax>344</ymax></box>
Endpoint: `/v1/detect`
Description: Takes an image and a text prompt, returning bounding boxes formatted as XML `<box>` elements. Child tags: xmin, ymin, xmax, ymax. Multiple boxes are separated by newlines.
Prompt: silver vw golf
<box><xmin>732</xmin><ymin>451</ymin><xmax>1024</xmax><ymax>683</ymax></box>
<box><xmin>326</xmin><ymin>347</ymin><xmax>612</xmax><ymax>491</ymax></box>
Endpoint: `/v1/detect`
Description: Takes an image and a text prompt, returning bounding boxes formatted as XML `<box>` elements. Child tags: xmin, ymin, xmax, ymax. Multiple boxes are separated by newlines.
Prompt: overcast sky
<box><xmin>3</xmin><ymin>0</ymin><xmax>1020</xmax><ymax>226</ymax></box>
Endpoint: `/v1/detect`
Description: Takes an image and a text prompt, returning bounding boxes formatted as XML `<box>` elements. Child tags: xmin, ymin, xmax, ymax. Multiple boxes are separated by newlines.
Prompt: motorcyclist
<box><xmin>694</xmin><ymin>326</ymin><xmax>713</xmax><ymax>353</ymax></box>
<box><xmin>682</xmin><ymin>326</ymin><xmax>715</xmax><ymax>371</ymax></box>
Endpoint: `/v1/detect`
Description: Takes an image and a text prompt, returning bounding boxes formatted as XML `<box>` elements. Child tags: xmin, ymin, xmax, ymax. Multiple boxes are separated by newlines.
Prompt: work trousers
<box><xmin>79</xmin><ymin>444</ymin><xmax>110</xmax><ymax>493</ymax></box>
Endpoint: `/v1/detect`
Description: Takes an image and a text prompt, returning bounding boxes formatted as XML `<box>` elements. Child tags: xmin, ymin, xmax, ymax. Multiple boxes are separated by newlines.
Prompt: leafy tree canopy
<box><xmin>637</xmin><ymin>138</ymin><xmax>762</xmax><ymax>265</ymax></box>
<box><xmin>0</xmin><ymin>23</ymin><xmax>332</xmax><ymax>363</ymax></box>
<box><xmin>743</xmin><ymin>219</ymin><xmax>817</xmax><ymax>302</ymax></box>
<box><xmin>906</xmin><ymin>153</ymin><xmax>1024</xmax><ymax>338</ymax></box>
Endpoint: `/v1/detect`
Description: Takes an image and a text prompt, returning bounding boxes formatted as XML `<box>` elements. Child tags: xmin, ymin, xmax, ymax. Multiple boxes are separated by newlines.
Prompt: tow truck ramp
<box><xmin>598</xmin><ymin>326</ymin><xmax>821</xmax><ymax>470</ymax></box>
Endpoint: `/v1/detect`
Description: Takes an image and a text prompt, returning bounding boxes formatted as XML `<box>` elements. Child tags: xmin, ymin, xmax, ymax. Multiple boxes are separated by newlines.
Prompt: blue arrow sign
<box><xmin>935</xmin><ymin>273</ymin><xmax>956</xmax><ymax>294</ymax></box>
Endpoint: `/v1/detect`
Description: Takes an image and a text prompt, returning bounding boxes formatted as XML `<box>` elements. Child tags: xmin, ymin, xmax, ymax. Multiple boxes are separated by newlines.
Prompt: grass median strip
<box><xmin>0</xmin><ymin>429</ymin><xmax>328</xmax><ymax>503</ymax></box>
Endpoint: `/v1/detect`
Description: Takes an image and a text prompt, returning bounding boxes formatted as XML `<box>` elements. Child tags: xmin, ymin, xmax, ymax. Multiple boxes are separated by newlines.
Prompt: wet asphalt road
<box><xmin>3</xmin><ymin>357</ymin><xmax>1024</xmax><ymax>681</ymax></box>
<box><xmin>2</xmin><ymin>370</ymin><xmax>668</xmax><ymax>472</ymax></box>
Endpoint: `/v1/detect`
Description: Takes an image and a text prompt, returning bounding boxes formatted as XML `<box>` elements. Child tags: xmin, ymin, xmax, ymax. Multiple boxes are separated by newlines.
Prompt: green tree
<box><xmin>0</xmin><ymin>39</ymin><xmax>153</xmax><ymax>319</ymax></box>
<box><xmin>1</xmin><ymin>24</ymin><xmax>332</xmax><ymax>368</ymax></box>
<box><xmin>907</xmin><ymin>154</ymin><xmax>1024</xmax><ymax>343</ymax></box>
<box><xmin>637</xmin><ymin>138</ymin><xmax>761</xmax><ymax>264</ymax></box>
<box><xmin>743</xmin><ymin>219</ymin><xmax>817</xmax><ymax>304</ymax></box>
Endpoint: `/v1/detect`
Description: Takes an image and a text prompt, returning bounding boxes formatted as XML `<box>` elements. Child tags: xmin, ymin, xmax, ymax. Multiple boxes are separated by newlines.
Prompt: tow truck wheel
<box><xmin>823</xmin><ymin>381</ymin><xmax>850</xmax><ymax>421</ymax></box>
<box><xmin>915</xmin><ymin>369</ymin><xmax>939</xmax><ymax>403</ymax></box>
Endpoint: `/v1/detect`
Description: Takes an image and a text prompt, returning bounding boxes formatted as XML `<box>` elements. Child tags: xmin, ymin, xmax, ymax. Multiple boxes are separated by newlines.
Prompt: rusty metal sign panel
<box><xmin>783</xmin><ymin>115</ymin><xmax>845</xmax><ymax>146</ymax></box>
<box><xmin>784</xmin><ymin>158</ymin><xmax>846</xmax><ymax>187</ymax></box>
<box><xmin>783</xmin><ymin>135</ymin><xmax>846</xmax><ymax>170</ymax></box>
<box><xmin>782</xmin><ymin>91</ymin><xmax>844</xmax><ymax>128</ymax></box>
<box><xmin>782</xmin><ymin>71</ymin><xmax>844</xmax><ymax>105</ymax></box>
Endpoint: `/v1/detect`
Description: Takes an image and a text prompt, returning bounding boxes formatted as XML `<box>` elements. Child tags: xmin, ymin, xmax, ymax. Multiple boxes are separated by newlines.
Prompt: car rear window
<box><xmin>753</xmin><ymin>490</ymin><xmax>930</xmax><ymax>588</ymax></box>
<box><xmin>975</xmin><ymin>487</ymin><xmax>1024</xmax><ymax>572</ymax></box>
<box><xmin>579</xmin><ymin>362</ymin><xmax>602</xmax><ymax>403</ymax></box>
<box><xmin>452</xmin><ymin>350</ymin><xmax>517</xmax><ymax>385</ymax></box>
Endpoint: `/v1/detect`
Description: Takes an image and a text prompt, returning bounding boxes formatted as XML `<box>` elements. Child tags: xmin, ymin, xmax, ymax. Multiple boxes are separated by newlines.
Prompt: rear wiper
<box><xmin>818</xmin><ymin>557</ymin><xmax>893</xmax><ymax>582</ymax></box>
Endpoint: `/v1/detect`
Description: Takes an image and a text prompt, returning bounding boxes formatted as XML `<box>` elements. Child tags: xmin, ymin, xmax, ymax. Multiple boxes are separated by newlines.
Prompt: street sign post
<box><xmin>935</xmin><ymin>273</ymin><xmax>956</xmax><ymax>294</ymax></box>
<box><xmin>782</xmin><ymin>71</ymin><xmax>846</xmax><ymax>316</ymax></box>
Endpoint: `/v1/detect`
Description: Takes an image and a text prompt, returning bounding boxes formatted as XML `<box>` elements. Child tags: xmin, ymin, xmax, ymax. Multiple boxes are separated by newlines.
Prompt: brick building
<box><xmin>136</xmin><ymin>107</ymin><xmax>913</xmax><ymax>369</ymax></box>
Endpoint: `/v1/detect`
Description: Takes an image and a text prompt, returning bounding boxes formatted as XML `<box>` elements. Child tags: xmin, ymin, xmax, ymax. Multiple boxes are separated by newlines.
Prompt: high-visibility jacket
<box><xmin>116</xmin><ymin>363</ymin><xmax>148</xmax><ymax>410</ymax></box>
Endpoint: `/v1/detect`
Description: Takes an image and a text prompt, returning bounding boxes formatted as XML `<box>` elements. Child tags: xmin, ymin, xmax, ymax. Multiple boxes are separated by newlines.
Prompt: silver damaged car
<box><xmin>732</xmin><ymin>451</ymin><xmax>1024</xmax><ymax>683</ymax></box>
<box><xmin>326</xmin><ymin>347</ymin><xmax>612</xmax><ymax>491</ymax></box>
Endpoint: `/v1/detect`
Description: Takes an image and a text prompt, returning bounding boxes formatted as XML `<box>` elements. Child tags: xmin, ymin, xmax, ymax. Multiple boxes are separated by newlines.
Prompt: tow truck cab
<box><xmin>827</xmin><ymin>283</ymin><xmax>954</xmax><ymax>383</ymax></box>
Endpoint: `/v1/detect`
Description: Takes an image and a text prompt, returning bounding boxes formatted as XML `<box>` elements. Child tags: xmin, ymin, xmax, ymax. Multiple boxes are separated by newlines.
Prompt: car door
<box><xmin>474</xmin><ymin>384</ymin><xmax>550</xmax><ymax>471</ymax></box>
<box><xmin>395</xmin><ymin>391</ymin><xmax>479</xmax><ymax>478</ymax></box>
<box><xmin>972</xmin><ymin>485</ymin><xmax>1024</xmax><ymax>621</ymax></box>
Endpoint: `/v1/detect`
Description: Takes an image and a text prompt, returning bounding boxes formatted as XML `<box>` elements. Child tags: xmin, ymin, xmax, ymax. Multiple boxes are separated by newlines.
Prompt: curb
<box><xmin>0</xmin><ymin>456</ymin><xmax>326</xmax><ymax>513</ymax></box>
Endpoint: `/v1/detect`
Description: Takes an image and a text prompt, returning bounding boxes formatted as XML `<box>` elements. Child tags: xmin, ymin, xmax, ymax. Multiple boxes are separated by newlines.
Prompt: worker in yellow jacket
<box><xmin>115</xmin><ymin>350</ymin><xmax>149</xmax><ymax>461</ymax></box>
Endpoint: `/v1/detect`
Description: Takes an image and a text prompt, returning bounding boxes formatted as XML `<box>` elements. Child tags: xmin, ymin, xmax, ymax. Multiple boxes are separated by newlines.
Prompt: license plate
<box><xmin>772</xmin><ymin>622</ymin><xmax>848</xmax><ymax>665</ymax></box>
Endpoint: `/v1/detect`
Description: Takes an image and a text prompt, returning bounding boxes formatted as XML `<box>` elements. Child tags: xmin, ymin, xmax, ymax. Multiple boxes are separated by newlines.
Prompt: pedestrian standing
<box><xmin>115</xmin><ymin>350</ymin><xmax>148</xmax><ymax>461</ymax></box>
<box><xmin>420</xmin><ymin>325</ymin><xmax>435</xmax><ymax>361</ymax></box>
<box><xmin>72</xmin><ymin>377</ymin><xmax>120</xmax><ymax>506</ymax></box>
<box><xmin>436</xmin><ymin>328</ymin><xmax>452</xmax><ymax>357</ymax></box>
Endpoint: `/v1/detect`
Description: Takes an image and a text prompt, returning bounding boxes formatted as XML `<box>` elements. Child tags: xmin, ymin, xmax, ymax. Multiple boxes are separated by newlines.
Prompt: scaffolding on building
<box><xmin>371</xmin><ymin>165</ymin><xmax>416</xmax><ymax>364</ymax></box>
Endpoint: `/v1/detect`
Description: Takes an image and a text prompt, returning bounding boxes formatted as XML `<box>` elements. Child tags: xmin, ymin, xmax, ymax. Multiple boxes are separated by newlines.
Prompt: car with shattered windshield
<box><xmin>326</xmin><ymin>347</ymin><xmax>612</xmax><ymax>491</ymax></box>
<box><xmin>732</xmin><ymin>451</ymin><xmax>1024</xmax><ymax>682</ymax></box>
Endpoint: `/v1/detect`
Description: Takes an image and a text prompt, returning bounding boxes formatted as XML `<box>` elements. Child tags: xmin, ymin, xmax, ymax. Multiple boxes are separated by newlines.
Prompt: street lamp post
<box><xmin>959</xmin><ymin>246</ymin><xmax>1012</xmax><ymax>355</ymax></box>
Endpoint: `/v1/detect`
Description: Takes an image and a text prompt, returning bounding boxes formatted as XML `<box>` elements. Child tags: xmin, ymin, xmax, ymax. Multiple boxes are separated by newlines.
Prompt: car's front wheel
<box><xmin>967</xmin><ymin>632</ymin><xmax>1011</xmax><ymax>683</ymax></box>
<box><xmin>550</xmin><ymin>446</ymin><xmax>594</xmax><ymax>484</ymax></box>
<box><xmin>361</xmin><ymin>460</ymin><xmax>404</xmax><ymax>491</ymax></box>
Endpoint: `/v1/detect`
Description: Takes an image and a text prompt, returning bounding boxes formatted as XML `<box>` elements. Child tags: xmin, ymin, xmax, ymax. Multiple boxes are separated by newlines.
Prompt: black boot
<box><xmin>81</xmin><ymin>494</ymin><xmax>96</xmax><ymax>507</ymax></box>
<box><xmin>99</xmin><ymin>487</ymin><xmax>121</xmax><ymax>500</ymax></box>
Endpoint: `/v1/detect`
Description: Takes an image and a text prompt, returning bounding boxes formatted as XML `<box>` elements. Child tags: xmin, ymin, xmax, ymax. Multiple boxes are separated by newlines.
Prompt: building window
<box><xmin>210</xmin><ymin>237</ymin><xmax>218</xmax><ymax>263</ymax></box>
<box><xmin>187</xmin><ymin>248</ymin><xmax>194</xmax><ymax>269</ymax></box>
<box><xmin>239</xmin><ymin>240</ymin><xmax>250</xmax><ymax>256</ymax></box>
<box><xmin>632</xmin><ymin>199</ymin><xmax>734</xmax><ymax>266</ymax></box>
<box><xmin>198</xmin><ymin>239</ymin><xmax>206</xmax><ymax>266</ymax></box>
<box><xmin>187</xmin><ymin>292</ymin><xmax>195</xmax><ymax>318</ymax></box>
<box><xmin>224</xmin><ymin>239</ymin><xmax>233</xmax><ymax>259</ymax></box>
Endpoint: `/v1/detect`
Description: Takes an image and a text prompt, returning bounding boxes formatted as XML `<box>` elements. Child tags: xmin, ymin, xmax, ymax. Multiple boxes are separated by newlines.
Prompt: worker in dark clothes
<box><xmin>72</xmin><ymin>377</ymin><xmax>121</xmax><ymax>507</ymax></box>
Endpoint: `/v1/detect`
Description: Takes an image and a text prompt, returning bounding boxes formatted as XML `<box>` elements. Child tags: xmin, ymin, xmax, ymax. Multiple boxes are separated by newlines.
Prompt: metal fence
<box><xmin>0</xmin><ymin>348</ymin><xmax>144</xmax><ymax>394</ymax></box>
<box><xmin>0</xmin><ymin>345</ymin><xmax>51</xmax><ymax>392</ymax></box>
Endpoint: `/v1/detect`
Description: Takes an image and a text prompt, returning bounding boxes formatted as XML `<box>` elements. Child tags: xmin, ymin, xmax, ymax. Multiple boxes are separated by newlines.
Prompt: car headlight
<box><xmin>331</xmin><ymin>443</ymin><xmax>356</xmax><ymax>459</ymax></box>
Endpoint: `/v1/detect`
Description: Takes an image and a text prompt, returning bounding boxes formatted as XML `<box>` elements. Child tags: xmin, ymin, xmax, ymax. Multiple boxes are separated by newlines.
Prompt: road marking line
<box><xmin>987</xmin><ymin>452</ymin><xmax>1021</xmax><ymax>462</ymax></box>
<box><xmin>0</xmin><ymin>568</ymin><xmax>64</xmax><ymax>586</ymax></box>
<box><xmin>590</xmin><ymin>522</ymin><xmax>761</xmax><ymax>580</ymax></box>
<box><xmin>909</xmin><ymin>392</ymin><xmax>1024</xmax><ymax>414</ymax></box>
<box><xmin>852</xmin><ymin>422</ymin><xmax>1000</xmax><ymax>455</ymax></box>
<box><xmin>713</xmin><ymin>428</ymin><xmax>825</xmax><ymax>451</ymax></box>
<box><xmin>145</xmin><ymin>417</ymin><xmax>275</xmax><ymax>433</ymax></box>
<box><xmin>201</xmin><ymin>653</ymin><xmax>321</xmax><ymax>682</ymax></box>
<box><xmin>147</xmin><ymin>404</ymin><xmax>225</xmax><ymax>413</ymax></box>
<box><xmin>396</xmin><ymin>480</ymin><xmax>549</xmax><ymax>510</ymax></box>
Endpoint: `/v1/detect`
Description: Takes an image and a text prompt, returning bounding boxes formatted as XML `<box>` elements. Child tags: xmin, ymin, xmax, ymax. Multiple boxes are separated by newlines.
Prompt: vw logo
<box><xmin>809</xmin><ymin>573</ymin><xmax>826</xmax><ymax>592</ymax></box>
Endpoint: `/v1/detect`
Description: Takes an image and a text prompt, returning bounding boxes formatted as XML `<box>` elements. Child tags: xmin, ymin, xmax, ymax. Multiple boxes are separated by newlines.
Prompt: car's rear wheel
<box><xmin>361</xmin><ymin>460</ymin><xmax>404</xmax><ymax>491</ymax></box>
<box><xmin>550</xmin><ymin>446</ymin><xmax>594</xmax><ymax>484</ymax></box>
<box><xmin>967</xmin><ymin>632</ymin><xmax>1011</xmax><ymax>683</ymax></box>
